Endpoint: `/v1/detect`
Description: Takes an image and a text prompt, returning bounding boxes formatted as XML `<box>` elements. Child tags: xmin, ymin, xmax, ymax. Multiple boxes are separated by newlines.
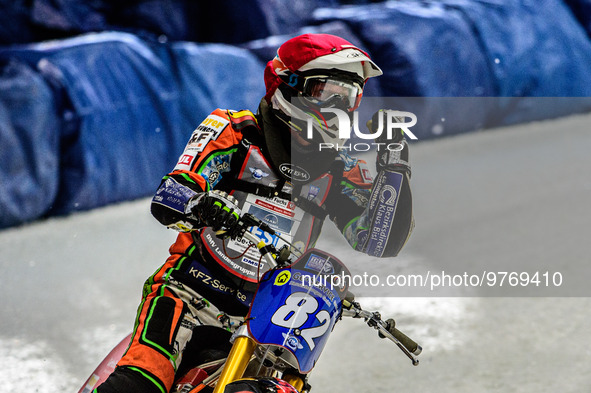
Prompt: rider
<box><xmin>95</xmin><ymin>33</ymin><xmax>413</xmax><ymax>393</ymax></box>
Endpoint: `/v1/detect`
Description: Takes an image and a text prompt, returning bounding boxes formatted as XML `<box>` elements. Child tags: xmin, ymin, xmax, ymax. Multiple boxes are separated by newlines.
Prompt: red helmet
<box><xmin>263</xmin><ymin>34</ymin><xmax>382</xmax><ymax>150</ymax></box>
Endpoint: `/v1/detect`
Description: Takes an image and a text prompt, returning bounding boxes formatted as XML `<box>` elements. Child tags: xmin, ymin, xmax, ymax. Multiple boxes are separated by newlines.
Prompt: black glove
<box><xmin>186</xmin><ymin>190</ymin><xmax>241</xmax><ymax>232</ymax></box>
<box><xmin>368</xmin><ymin>110</ymin><xmax>411</xmax><ymax>176</ymax></box>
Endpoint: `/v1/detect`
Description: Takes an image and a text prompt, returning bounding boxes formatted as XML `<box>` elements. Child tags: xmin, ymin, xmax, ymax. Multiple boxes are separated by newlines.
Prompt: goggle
<box><xmin>280</xmin><ymin>71</ymin><xmax>364</xmax><ymax>111</ymax></box>
<box><xmin>302</xmin><ymin>76</ymin><xmax>363</xmax><ymax>111</ymax></box>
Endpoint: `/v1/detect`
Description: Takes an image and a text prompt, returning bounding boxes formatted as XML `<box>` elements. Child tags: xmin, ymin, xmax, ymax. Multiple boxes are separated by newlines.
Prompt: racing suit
<box><xmin>96</xmin><ymin>107</ymin><xmax>413</xmax><ymax>393</ymax></box>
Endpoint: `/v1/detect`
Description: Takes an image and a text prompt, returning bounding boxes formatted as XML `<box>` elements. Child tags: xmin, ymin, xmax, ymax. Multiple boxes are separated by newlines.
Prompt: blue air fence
<box><xmin>563</xmin><ymin>0</ymin><xmax>591</xmax><ymax>38</ymax></box>
<box><xmin>6</xmin><ymin>0</ymin><xmax>587</xmax><ymax>48</ymax></box>
<box><xmin>0</xmin><ymin>59</ymin><xmax>60</xmax><ymax>229</ymax></box>
<box><xmin>0</xmin><ymin>0</ymin><xmax>339</xmax><ymax>45</ymax></box>
<box><xmin>0</xmin><ymin>32</ymin><xmax>265</xmax><ymax>229</ymax></box>
<box><xmin>312</xmin><ymin>0</ymin><xmax>591</xmax><ymax>100</ymax></box>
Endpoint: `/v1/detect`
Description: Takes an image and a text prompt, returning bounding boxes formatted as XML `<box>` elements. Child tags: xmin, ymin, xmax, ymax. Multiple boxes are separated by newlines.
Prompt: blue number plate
<box><xmin>247</xmin><ymin>249</ymin><xmax>350</xmax><ymax>373</ymax></box>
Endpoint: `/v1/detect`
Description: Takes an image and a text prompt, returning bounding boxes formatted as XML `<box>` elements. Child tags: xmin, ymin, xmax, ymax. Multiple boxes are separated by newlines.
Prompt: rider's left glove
<box><xmin>185</xmin><ymin>190</ymin><xmax>241</xmax><ymax>232</ymax></box>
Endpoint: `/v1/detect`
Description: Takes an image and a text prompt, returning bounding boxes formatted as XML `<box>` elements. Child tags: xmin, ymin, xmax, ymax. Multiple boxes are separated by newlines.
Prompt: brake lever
<box><xmin>346</xmin><ymin>307</ymin><xmax>420</xmax><ymax>366</ymax></box>
<box><xmin>369</xmin><ymin>313</ymin><xmax>421</xmax><ymax>366</ymax></box>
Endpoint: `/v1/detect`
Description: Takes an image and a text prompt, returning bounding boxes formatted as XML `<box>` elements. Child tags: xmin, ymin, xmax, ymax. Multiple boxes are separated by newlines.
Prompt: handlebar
<box><xmin>216</xmin><ymin>213</ymin><xmax>421</xmax><ymax>366</ymax></box>
<box><xmin>342</xmin><ymin>296</ymin><xmax>421</xmax><ymax>366</ymax></box>
<box><xmin>387</xmin><ymin>321</ymin><xmax>422</xmax><ymax>357</ymax></box>
<box><xmin>240</xmin><ymin>230</ymin><xmax>279</xmax><ymax>270</ymax></box>
<box><xmin>214</xmin><ymin>212</ymin><xmax>293</xmax><ymax>269</ymax></box>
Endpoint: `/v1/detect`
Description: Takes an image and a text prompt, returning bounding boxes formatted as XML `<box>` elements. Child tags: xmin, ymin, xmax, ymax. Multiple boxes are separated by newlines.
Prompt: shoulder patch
<box><xmin>189</xmin><ymin>114</ymin><xmax>230</xmax><ymax>150</ymax></box>
<box><xmin>228</xmin><ymin>110</ymin><xmax>258</xmax><ymax>131</ymax></box>
<box><xmin>174</xmin><ymin>113</ymin><xmax>230</xmax><ymax>171</ymax></box>
<box><xmin>358</xmin><ymin>161</ymin><xmax>374</xmax><ymax>183</ymax></box>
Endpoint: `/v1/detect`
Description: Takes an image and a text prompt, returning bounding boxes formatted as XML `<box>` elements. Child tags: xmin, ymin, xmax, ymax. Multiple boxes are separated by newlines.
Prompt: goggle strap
<box><xmin>278</xmin><ymin>70</ymin><xmax>365</xmax><ymax>93</ymax></box>
<box><xmin>278</xmin><ymin>70</ymin><xmax>306</xmax><ymax>93</ymax></box>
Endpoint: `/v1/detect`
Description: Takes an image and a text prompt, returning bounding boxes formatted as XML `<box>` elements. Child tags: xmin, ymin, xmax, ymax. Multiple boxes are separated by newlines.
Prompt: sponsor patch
<box><xmin>250</xmin><ymin>167</ymin><xmax>270</xmax><ymax>180</ymax></box>
<box><xmin>152</xmin><ymin>177</ymin><xmax>197</xmax><ymax>214</ymax></box>
<box><xmin>254</xmin><ymin>198</ymin><xmax>295</xmax><ymax>218</ymax></box>
<box><xmin>175</xmin><ymin>152</ymin><xmax>197</xmax><ymax>171</ymax></box>
<box><xmin>274</xmin><ymin>270</ymin><xmax>291</xmax><ymax>286</ymax></box>
<box><xmin>279</xmin><ymin>163</ymin><xmax>310</xmax><ymax>182</ymax></box>
<box><xmin>200</xmin><ymin>114</ymin><xmax>230</xmax><ymax>132</ymax></box>
<box><xmin>365</xmin><ymin>171</ymin><xmax>403</xmax><ymax>257</ymax></box>
<box><xmin>187</xmin><ymin>132</ymin><xmax>213</xmax><ymax>152</ymax></box>
<box><xmin>187</xmin><ymin>114</ymin><xmax>229</xmax><ymax>151</ymax></box>
<box><xmin>282</xmin><ymin>332</ymin><xmax>304</xmax><ymax>350</ymax></box>
<box><xmin>214</xmin><ymin>155</ymin><xmax>231</xmax><ymax>171</ymax></box>
<box><xmin>202</xmin><ymin>166</ymin><xmax>221</xmax><ymax>187</ymax></box>
<box><xmin>307</xmin><ymin>185</ymin><xmax>320</xmax><ymax>201</ymax></box>
<box><xmin>339</xmin><ymin>150</ymin><xmax>358</xmax><ymax>171</ymax></box>
<box><xmin>247</xmin><ymin>205</ymin><xmax>294</xmax><ymax>233</ymax></box>
<box><xmin>359</xmin><ymin>161</ymin><xmax>374</xmax><ymax>182</ymax></box>
<box><xmin>305</xmin><ymin>253</ymin><xmax>335</xmax><ymax>274</ymax></box>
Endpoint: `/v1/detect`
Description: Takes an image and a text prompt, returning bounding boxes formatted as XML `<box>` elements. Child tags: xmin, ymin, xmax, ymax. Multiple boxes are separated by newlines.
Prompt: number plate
<box><xmin>247</xmin><ymin>249</ymin><xmax>350</xmax><ymax>373</ymax></box>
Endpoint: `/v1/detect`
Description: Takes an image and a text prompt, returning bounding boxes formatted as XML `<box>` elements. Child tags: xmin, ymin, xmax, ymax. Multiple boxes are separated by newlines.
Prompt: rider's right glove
<box><xmin>185</xmin><ymin>190</ymin><xmax>241</xmax><ymax>232</ymax></box>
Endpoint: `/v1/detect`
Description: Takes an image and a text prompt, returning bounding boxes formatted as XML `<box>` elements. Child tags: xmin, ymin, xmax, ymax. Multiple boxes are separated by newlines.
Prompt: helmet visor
<box><xmin>302</xmin><ymin>77</ymin><xmax>363</xmax><ymax>111</ymax></box>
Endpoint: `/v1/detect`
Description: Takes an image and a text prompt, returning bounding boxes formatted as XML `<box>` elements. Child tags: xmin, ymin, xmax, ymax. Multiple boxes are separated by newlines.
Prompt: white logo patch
<box><xmin>174</xmin><ymin>114</ymin><xmax>229</xmax><ymax>170</ymax></box>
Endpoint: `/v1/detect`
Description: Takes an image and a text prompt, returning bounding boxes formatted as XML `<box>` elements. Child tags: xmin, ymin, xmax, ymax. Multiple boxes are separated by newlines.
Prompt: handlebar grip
<box><xmin>341</xmin><ymin>291</ymin><xmax>356</xmax><ymax>310</ymax></box>
<box><xmin>345</xmin><ymin>291</ymin><xmax>355</xmax><ymax>303</ymax></box>
<box><xmin>391</xmin><ymin>326</ymin><xmax>422</xmax><ymax>356</ymax></box>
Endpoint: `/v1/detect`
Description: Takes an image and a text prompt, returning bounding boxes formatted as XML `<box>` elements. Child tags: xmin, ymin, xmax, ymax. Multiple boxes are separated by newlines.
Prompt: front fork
<box><xmin>213</xmin><ymin>335</ymin><xmax>257</xmax><ymax>393</ymax></box>
<box><xmin>211</xmin><ymin>327</ymin><xmax>305</xmax><ymax>393</ymax></box>
<box><xmin>283</xmin><ymin>374</ymin><xmax>305</xmax><ymax>392</ymax></box>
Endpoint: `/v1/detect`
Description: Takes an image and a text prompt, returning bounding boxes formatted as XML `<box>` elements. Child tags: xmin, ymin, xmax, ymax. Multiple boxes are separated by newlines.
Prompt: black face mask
<box><xmin>258</xmin><ymin>98</ymin><xmax>338</xmax><ymax>185</ymax></box>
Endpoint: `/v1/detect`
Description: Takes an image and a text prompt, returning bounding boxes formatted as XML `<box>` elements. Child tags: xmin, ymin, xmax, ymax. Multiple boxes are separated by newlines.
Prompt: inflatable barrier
<box><xmin>0</xmin><ymin>59</ymin><xmax>60</xmax><ymax>228</ymax></box>
<box><xmin>439</xmin><ymin>0</ymin><xmax>591</xmax><ymax>97</ymax></box>
<box><xmin>312</xmin><ymin>2</ymin><xmax>496</xmax><ymax>138</ymax></box>
<box><xmin>563</xmin><ymin>0</ymin><xmax>591</xmax><ymax>38</ymax></box>
<box><xmin>0</xmin><ymin>0</ymin><xmax>339</xmax><ymax>45</ymax></box>
<box><xmin>166</xmin><ymin>41</ymin><xmax>266</xmax><ymax>132</ymax></box>
<box><xmin>440</xmin><ymin>0</ymin><xmax>591</xmax><ymax>125</ymax></box>
<box><xmin>1</xmin><ymin>33</ymin><xmax>185</xmax><ymax>214</ymax></box>
<box><xmin>312</xmin><ymin>0</ymin><xmax>591</xmax><ymax>137</ymax></box>
<box><xmin>0</xmin><ymin>32</ymin><xmax>264</xmax><ymax>221</ymax></box>
<box><xmin>313</xmin><ymin>2</ymin><xmax>496</xmax><ymax>97</ymax></box>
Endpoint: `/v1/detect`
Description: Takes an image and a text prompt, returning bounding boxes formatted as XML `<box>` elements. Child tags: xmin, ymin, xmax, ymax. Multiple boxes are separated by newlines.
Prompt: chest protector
<box><xmin>198</xmin><ymin>144</ymin><xmax>334</xmax><ymax>290</ymax></box>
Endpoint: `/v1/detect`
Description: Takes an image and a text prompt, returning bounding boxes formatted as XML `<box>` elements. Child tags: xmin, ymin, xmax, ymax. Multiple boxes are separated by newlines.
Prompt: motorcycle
<box><xmin>78</xmin><ymin>213</ymin><xmax>421</xmax><ymax>393</ymax></box>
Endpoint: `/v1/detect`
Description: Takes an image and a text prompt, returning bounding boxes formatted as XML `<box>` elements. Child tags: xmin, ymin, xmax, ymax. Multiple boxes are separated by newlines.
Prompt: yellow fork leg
<box><xmin>213</xmin><ymin>336</ymin><xmax>257</xmax><ymax>393</ymax></box>
<box><xmin>282</xmin><ymin>374</ymin><xmax>305</xmax><ymax>392</ymax></box>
